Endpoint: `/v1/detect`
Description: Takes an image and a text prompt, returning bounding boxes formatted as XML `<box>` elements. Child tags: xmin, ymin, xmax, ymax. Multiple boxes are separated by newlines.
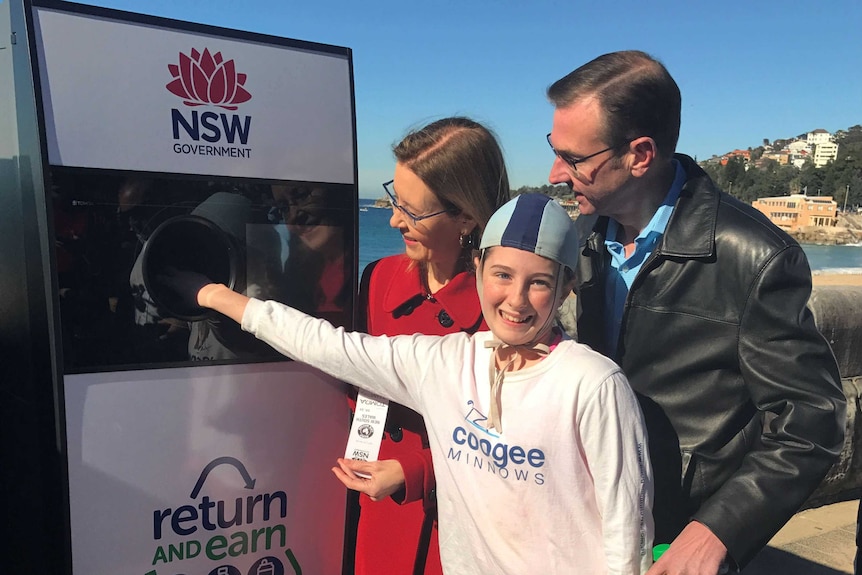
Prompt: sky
<box><xmin>76</xmin><ymin>0</ymin><xmax>862</xmax><ymax>198</ymax></box>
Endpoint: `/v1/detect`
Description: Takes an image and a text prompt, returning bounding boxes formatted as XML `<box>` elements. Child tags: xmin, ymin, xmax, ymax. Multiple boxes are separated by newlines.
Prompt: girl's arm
<box><xmin>239</xmin><ymin>296</ymin><xmax>437</xmax><ymax>412</ymax></box>
<box><xmin>198</xmin><ymin>283</ymin><xmax>250</xmax><ymax>324</ymax></box>
<box><xmin>580</xmin><ymin>371</ymin><xmax>655</xmax><ymax>575</ymax></box>
<box><xmin>159</xmin><ymin>273</ymin><xmax>427</xmax><ymax>411</ymax></box>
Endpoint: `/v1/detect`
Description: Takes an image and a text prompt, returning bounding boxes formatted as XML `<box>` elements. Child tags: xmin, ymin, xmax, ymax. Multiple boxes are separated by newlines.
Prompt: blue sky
<box><xmin>80</xmin><ymin>0</ymin><xmax>861</xmax><ymax>198</ymax></box>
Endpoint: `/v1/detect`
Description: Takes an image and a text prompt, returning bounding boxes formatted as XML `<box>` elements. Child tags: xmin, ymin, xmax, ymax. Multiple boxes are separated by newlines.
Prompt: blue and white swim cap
<box><xmin>479</xmin><ymin>193</ymin><xmax>579</xmax><ymax>271</ymax></box>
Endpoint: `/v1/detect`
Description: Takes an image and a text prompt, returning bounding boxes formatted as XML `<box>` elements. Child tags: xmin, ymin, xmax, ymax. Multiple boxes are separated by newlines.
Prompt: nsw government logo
<box><xmin>167</xmin><ymin>48</ymin><xmax>253</xmax><ymax>159</ymax></box>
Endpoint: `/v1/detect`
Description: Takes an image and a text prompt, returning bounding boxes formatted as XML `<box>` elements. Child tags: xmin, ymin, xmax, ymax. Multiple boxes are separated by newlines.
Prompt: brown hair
<box><xmin>547</xmin><ymin>50</ymin><xmax>681</xmax><ymax>158</ymax></box>
<box><xmin>393</xmin><ymin>117</ymin><xmax>510</xmax><ymax>252</ymax></box>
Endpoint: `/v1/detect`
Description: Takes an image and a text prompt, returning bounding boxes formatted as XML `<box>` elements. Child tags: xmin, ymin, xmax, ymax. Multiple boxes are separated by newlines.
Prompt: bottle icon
<box><xmin>256</xmin><ymin>559</ymin><xmax>275</xmax><ymax>575</ymax></box>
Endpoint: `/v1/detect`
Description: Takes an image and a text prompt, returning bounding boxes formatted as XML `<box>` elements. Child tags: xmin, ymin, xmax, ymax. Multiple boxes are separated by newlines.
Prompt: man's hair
<box><xmin>547</xmin><ymin>50</ymin><xmax>681</xmax><ymax>157</ymax></box>
<box><xmin>393</xmin><ymin>117</ymin><xmax>511</xmax><ymax>241</ymax></box>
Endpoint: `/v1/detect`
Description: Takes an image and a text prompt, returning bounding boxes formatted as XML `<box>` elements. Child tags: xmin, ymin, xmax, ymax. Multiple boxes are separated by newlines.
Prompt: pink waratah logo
<box><xmin>166</xmin><ymin>48</ymin><xmax>252</xmax><ymax>111</ymax></box>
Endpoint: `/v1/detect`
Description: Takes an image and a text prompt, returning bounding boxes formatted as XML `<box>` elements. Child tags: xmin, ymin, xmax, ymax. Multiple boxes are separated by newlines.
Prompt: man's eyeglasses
<box><xmin>383</xmin><ymin>180</ymin><xmax>452</xmax><ymax>226</ymax></box>
<box><xmin>546</xmin><ymin>133</ymin><xmax>623</xmax><ymax>175</ymax></box>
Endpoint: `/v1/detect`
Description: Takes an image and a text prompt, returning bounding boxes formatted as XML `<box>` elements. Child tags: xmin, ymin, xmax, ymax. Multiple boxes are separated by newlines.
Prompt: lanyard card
<box><xmin>345</xmin><ymin>390</ymin><xmax>390</xmax><ymax>477</ymax></box>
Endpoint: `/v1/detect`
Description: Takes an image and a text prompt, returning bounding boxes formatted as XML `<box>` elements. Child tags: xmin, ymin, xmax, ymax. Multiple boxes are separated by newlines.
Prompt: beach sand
<box><xmin>812</xmin><ymin>273</ymin><xmax>862</xmax><ymax>286</ymax></box>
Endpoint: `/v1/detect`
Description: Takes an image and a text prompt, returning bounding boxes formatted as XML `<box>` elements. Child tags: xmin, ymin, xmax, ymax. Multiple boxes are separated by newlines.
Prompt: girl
<box><xmin>165</xmin><ymin>193</ymin><xmax>654</xmax><ymax>574</ymax></box>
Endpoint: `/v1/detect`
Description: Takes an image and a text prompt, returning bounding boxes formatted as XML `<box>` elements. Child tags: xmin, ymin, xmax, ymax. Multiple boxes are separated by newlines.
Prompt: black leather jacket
<box><xmin>575</xmin><ymin>154</ymin><xmax>845</xmax><ymax>567</ymax></box>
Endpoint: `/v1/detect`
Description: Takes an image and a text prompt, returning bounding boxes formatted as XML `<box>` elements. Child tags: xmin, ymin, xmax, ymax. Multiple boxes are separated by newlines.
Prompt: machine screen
<box><xmin>51</xmin><ymin>168</ymin><xmax>355</xmax><ymax>372</ymax></box>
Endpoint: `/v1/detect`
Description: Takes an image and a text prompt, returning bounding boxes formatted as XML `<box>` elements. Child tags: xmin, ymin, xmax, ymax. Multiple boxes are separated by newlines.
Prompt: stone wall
<box><xmin>804</xmin><ymin>285</ymin><xmax>862</xmax><ymax>508</ymax></box>
<box><xmin>790</xmin><ymin>225</ymin><xmax>860</xmax><ymax>245</ymax></box>
<box><xmin>787</xmin><ymin>212</ymin><xmax>862</xmax><ymax>245</ymax></box>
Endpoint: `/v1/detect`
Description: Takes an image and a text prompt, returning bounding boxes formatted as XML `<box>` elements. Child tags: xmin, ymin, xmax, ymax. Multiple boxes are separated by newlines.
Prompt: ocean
<box><xmin>359</xmin><ymin>204</ymin><xmax>862</xmax><ymax>277</ymax></box>
<box><xmin>798</xmin><ymin>243</ymin><xmax>862</xmax><ymax>275</ymax></box>
<box><xmin>358</xmin><ymin>206</ymin><xmax>403</xmax><ymax>274</ymax></box>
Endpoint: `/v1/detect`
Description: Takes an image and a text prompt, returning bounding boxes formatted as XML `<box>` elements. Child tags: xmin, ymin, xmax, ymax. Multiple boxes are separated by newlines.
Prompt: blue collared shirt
<box><xmin>603</xmin><ymin>160</ymin><xmax>686</xmax><ymax>356</ymax></box>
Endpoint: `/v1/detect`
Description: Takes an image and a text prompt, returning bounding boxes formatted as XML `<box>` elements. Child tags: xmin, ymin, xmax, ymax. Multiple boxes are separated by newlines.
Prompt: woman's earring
<box><xmin>459</xmin><ymin>231</ymin><xmax>476</xmax><ymax>249</ymax></box>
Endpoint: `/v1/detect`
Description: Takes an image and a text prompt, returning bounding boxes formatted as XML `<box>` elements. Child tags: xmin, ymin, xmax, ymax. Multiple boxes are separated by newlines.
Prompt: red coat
<box><xmin>352</xmin><ymin>254</ymin><xmax>485</xmax><ymax>575</ymax></box>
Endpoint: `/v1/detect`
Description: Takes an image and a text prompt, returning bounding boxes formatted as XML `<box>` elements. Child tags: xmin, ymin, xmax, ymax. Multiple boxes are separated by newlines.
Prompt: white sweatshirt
<box><xmin>243</xmin><ymin>299</ymin><xmax>654</xmax><ymax>575</ymax></box>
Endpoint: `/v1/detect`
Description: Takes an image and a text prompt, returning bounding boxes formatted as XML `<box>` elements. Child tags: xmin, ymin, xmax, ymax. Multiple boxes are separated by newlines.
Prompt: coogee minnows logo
<box><xmin>446</xmin><ymin>401</ymin><xmax>546</xmax><ymax>486</ymax></box>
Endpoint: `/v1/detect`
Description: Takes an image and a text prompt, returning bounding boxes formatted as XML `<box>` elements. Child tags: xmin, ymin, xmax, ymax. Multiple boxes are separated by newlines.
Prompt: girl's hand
<box><xmin>331</xmin><ymin>457</ymin><xmax>406</xmax><ymax>501</ymax></box>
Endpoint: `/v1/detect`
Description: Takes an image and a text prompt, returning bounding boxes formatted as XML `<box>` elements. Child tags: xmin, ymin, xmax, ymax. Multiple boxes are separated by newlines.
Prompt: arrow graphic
<box><xmin>285</xmin><ymin>548</ymin><xmax>302</xmax><ymax>575</ymax></box>
<box><xmin>190</xmin><ymin>456</ymin><xmax>256</xmax><ymax>498</ymax></box>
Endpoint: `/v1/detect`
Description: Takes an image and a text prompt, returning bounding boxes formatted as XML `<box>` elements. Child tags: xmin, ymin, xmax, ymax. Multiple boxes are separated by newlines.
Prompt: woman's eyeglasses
<box><xmin>382</xmin><ymin>180</ymin><xmax>453</xmax><ymax>226</ymax></box>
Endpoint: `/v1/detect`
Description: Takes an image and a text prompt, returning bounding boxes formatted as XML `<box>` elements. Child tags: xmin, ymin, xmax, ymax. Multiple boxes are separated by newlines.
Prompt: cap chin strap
<box><xmin>481</xmin><ymin>263</ymin><xmax>566</xmax><ymax>434</ymax></box>
<box><xmin>483</xmin><ymin>339</ymin><xmax>551</xmax><ymax>433</ymax></box>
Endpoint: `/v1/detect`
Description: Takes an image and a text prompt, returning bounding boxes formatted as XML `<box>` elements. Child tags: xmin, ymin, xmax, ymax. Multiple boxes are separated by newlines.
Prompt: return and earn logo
<box><xmin>145</xmin><ymin>457</ymin><xmax>302</xmax><ymax>575</ymax></box>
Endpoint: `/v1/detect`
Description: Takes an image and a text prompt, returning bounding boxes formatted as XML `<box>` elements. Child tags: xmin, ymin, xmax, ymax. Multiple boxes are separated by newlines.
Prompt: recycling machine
<box><xmin>1</xmin><ymin>1</ymin><xmax>358</xmax><ymax>573</ymax></box>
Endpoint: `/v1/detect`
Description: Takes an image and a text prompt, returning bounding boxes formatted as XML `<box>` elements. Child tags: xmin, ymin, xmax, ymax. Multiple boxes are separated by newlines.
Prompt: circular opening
<box><xmin>142</xmin><ymin>215</ymin><xmax>237</xmax><ymax>321</ymax></box>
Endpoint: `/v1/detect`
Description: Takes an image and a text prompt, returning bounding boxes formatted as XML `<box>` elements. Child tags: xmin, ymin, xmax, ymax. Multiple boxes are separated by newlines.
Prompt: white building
<box><xmin>807</xmin><ymin>129</ymin><xmax>833</xmax><ymax>147</ymax></box>
<box><xmin>814</xmin><ymin>141</ymin><xmax>839</xmax><ymax>168</ymax></box>
<box><xmin>787</xmin><ymin>140</ymin><xmax>812</xmax><ymax>154</ymax></box>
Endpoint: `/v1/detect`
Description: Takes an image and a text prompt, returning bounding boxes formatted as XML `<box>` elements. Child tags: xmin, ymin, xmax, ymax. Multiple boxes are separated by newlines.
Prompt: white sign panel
<box><xmin>64</xmin><ymin>363</ymin><xmax>349</xmax><ymax>575</ymax></box>
<box><xmin>32</xmin><ymin>7</ymin><xmax>354</xmax><ymax>183</ymax></box>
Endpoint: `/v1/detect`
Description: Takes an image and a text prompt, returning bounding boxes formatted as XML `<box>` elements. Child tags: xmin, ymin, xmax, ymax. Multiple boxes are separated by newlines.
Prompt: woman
<box><xmin>345</xmin><ymin>117</ymin><xmax>510</xmax><ymax>574</ymax></box>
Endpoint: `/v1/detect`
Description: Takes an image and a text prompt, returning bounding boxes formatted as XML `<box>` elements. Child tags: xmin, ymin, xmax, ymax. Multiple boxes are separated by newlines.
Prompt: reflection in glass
<box><xmin>51</xmin><ymin>169</ymin><xmax>354</xmax><ymax>373</ymax></box>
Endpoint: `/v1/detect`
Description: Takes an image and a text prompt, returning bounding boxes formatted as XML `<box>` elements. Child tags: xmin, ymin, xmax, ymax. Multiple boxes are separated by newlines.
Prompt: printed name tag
<box><xmin>345</xmin><ymin>390</ymin><xmax>390</xmax><ymax>478</ymax></box>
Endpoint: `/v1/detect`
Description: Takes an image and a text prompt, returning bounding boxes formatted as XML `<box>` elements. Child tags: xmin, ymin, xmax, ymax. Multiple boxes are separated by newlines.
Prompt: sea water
<box><xmin>799</xmin><ymin>243</ymin><xmax>862</xmax><ymax>275</ymax></box>
<box><xmin>358</xmin><ymin>205</ymin><xmax>862</xmax><ymax>277</ymax></box>
<box><xmin>358</xmin><ymin>206</ymin><xmax>404</xmax><ymax>275</ymax></box>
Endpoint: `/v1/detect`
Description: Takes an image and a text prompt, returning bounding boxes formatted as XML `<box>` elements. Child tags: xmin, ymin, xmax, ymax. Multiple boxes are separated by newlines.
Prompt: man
<box><xmin>546</xmin><ymin>50</ymin><xmax>846</xmax><ymax>574</ymax></box>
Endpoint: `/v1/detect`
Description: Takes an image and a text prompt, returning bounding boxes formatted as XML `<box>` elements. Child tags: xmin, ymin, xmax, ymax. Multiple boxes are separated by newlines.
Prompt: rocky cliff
<box><xmin>789</xmin><ymin>213</ymin><xmax>862</xmax><ymax>245</ymax></box>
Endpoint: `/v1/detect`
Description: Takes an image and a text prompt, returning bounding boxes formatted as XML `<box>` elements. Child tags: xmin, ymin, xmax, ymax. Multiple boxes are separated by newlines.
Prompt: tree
<box><xmin>724</xmin><ymin>156</ymin><xmax>747</xmax><ymax>189</ymax></box>
<box><xmin>838</xmin><ymin>125</ymin><xmax>862</xmax><ymax>147</ymax></box>
<box><xmin>850</xmin><ymin>175</ymin><xmax>862</xmax><ymax>209</ymax></box>
<box><xmin>701</xmin><ymin>162</ymin><xmax>722</xmax><ymax>188</ymax></box>
<box><xmin>799</xmin><ymin>161</ymin><xmax>825</xmax><ymax>195</ymax></box>
<box><xmin>751</xmin><ymin>147</ymin><xmax>765</xmax><ymax>161</ymax></box>
<box><xmin>823</xmin><ymin>150</ymin><xmax>862</xmax><ymax>207</ymax></box>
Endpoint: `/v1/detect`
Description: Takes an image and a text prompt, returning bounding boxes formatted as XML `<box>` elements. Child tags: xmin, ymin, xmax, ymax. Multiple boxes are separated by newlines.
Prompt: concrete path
<box><xmin>743</xmin><ymin>499</ymin><xmax>858</xmax><ymax>574</ymax></box>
